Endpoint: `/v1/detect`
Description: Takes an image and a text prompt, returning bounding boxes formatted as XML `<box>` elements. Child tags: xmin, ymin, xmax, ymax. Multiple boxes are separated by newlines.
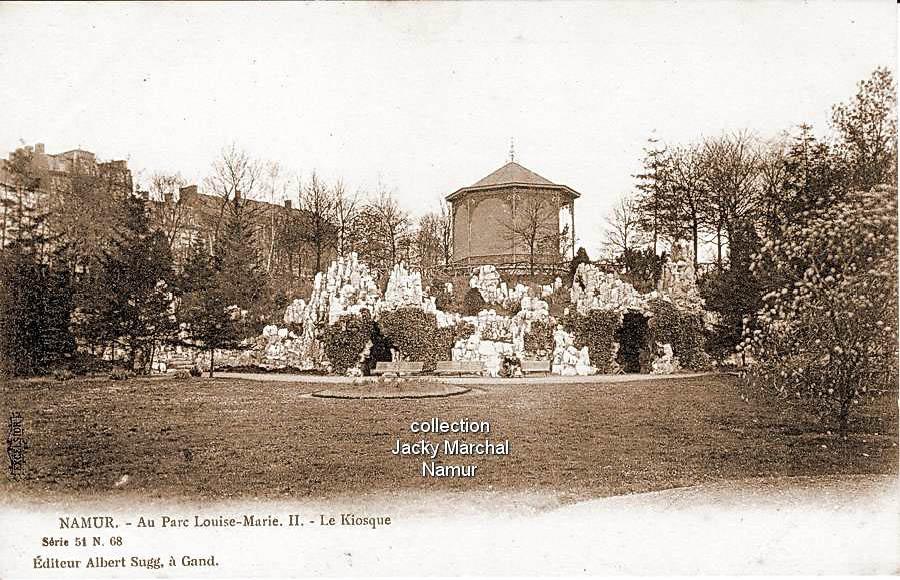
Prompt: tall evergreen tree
<box><xmin>633</xmin><ymin>136</ymin><xmax>669</xmax><ymax>254</ymax></box>
<box><xmin>179</xmin><ymin>237</ymin><xmax>242</xmax><ymax>377</ymax></box>
<box><xmin>215</xmin><ymin>198</ymin><xmax>264</xmax><ymax>313</ymax></box>
<box><xmin>0</xmin><ymin>150</ymin><xmax>75</xmax><ymax>376</ymax></box>
<box><xmin>92</xmin><ymin>194</ymin><xmax>177</xmax><ymax>371</ymax></box>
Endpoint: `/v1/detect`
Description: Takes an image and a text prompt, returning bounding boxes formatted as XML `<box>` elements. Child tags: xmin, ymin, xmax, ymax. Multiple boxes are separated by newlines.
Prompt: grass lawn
<box><xmin>1</xmin><ymin>373</ymin><xmax>896</xmax><ymax>501</ymax></box>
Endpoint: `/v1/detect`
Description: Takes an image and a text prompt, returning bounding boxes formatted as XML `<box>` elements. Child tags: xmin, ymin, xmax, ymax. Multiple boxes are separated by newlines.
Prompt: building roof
<box><xmin>471</xmin><ymin>161</ymin><xmax>555</xmax><ymax>188</ymax></box>
<box><xmin>446</xmin><ymin>161</ymin><xmax>580</xmax><ymax>201</ymax></box>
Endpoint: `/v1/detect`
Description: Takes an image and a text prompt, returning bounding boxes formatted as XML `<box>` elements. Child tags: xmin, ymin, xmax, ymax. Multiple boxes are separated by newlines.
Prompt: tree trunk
<box><xmin>208</xmin><ymin>347</ymin><xmax>215</xmax><ymax>378</ymax></box>
<box><xmin>315</xmin><ymin>239</ymin><xmax>322</xmax><ymax>273</ymax></box>
<box><xmin>839</xmin><ymin>392</ymin><xmax>853</xmax><ymax>439</ymax></box>
<box><xmin>692</xmin><ymin>222</ymin><xmax>699</xmax><ymax>270</ymax></box>
<box><xmin>529</xmin><ymin>241</ymin><xmax>536</xmax><ymax>275</ymax></box>
<box><xmin>716</xmin><ymin>226</ymin><xmax>723</xmax><ymax>268</ymax></box>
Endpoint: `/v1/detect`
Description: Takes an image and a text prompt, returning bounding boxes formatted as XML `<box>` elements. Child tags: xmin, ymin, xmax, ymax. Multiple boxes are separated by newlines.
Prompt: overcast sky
<box><xmin>0</xmin><ymin>1</ymin><xmax>895</xmax><ymax>256</ymax></box>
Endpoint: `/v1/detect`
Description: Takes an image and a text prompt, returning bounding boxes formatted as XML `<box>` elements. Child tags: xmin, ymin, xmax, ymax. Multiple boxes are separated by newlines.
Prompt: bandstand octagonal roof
<box><xmin>445</xmin><ymin>161</ymin><xmax>581</xmax><ymax>202</ymax></box>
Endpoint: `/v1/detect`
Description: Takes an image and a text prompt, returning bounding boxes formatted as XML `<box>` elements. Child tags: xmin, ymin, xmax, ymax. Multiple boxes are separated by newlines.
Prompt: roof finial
<box><xmin>509</xmin><ymin>137</ymin><xmax>516</xmax><ymax>163</ymax></box>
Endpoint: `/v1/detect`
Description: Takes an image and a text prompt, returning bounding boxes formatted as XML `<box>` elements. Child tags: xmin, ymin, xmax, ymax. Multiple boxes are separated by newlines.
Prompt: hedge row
<box><xmin>560</xmin><ymin>310</ymin><xmax>622</xmax><ymax>373</ymax></box>
<box><xmin>646</xmin><ymin>298</ymin><xmax>710</xmax><ymax>370</ymax></box>
<box><xmin>321</xmin><ymin>301</ymin><xmax>710</xmax><ymax>375</ymax></box>
<box><xmin>321</xmin><ymin>307</ymin><xmax>476</xmax><ymax>374</ymax></box>
<box><xmin>321</xmin><ymin>310</ymin><xmax>375</xmax><ymax>374</ymax></box>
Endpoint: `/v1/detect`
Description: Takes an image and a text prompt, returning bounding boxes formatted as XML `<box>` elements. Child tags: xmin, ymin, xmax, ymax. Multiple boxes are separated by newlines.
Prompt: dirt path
<box><xmin>215</xmin><ymin>370</ymin><xmax>717</xmax><ymax>385</ymax></box>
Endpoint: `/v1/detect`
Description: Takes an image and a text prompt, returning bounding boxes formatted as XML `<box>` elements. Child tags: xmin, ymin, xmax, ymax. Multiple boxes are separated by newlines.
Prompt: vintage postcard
<box><xmin>1</xmin><ymin>1</ymin><xmax>897</xmax><ymax>577</ymax></box>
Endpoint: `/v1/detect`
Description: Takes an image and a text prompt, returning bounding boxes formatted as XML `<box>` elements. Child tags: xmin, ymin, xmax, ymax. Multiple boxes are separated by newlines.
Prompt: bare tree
<box><xmin>499</xmin><ymin>194</ymin><xmax>558</xmax><ymax>275</ymax></box>
<box><xmin>756</xmin><ymin>137</ymin><xmax>790</xmax><ymax>238</ymax></box>
<box><xmin>332</xmin><ymin>179</ymin><xmax>361</xmax><ymax>257</ymax></box>
<box><xmin>203</xmin><ymin>143</ymin><xmax>262</xmax><ymax>246</ymax></box>
<box><xmin>148</xmin><ymin>172</ymin><xmax>189</xmax><ymax>253</ymax></box>
<box><xmin>603</xmin><ymin>194</ymin><xmax>645</xmax><ymax>257</ymax></box>
<box><xmin>364</xmin><ymin>186</ymin><xmax>411</xmax><ymax>272</ymax></box>
<box><xmin>437</xmin><ymin>199</ymin><xmax>453</xmax><ymax>266</ymax></box>
<box><xmin>415</xmin><ymin>212</ymin><xmax>444</xmax><ymax>270</ymax></box>
<box><xmin>663</xmin><ymin>144</ymin><xmax>711</xmax><ymax>268</ymax></box>
<box><xmin>297</xmin><ymin>171</ymin><xmax>337</xmax><ymax>274</ymax></box>
<box><xmin>702</xmin><ymin>131</ymin><xmax>762</xmax><ymax>266</ymax></box>
<box><xmin>259</xmin><ymin>161</ymin><xmax>290</xmax><ymax>274</ymax></box>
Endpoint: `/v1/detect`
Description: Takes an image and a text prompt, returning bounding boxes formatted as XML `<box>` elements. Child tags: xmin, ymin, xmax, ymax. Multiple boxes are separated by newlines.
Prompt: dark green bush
<box><xmin>379</xmin><ymin>307</ymin><xmax>457</xmax><ymax>371</ymax></box>
<box><xmin>321</xmin><ymin>309</ymin><xmax>375</xmax><ymax>374</ymax></box>
<box><xmin>433</xmin><ymin>286</ymin><xmax>453</xmax><ymax>311</ymax></box>
<box><xmin>426</xmin><ymin>274</ymin><xmax>454</xmax><ymax>312</ymax></box>
<box><xmin>524</xmin><ymin>319</ymin><xmax>554</xmax><ymax>353</ymax></box>
<box><xmin>451</xmin><ymin>321</ymin><xmax>476</xmax><ymax>342</ymax></box>
<box><xmin>561</xmin><ymin>310</ymin><xmax>621</xmax><ymax>373</ymax></box>
<box><xmin>462</xmin><ymin>287</ymin><xmax>486</xmax><ymax>316</ymax></box>
<box><xmin>646</xmin><ymin>298</ymin><xmax>710</xmax><ymax>370</ymax></box>
<box><xmin>616</xmin><ymin>248</ymin><xmax>668</xmax><ymax>294</ymax></box>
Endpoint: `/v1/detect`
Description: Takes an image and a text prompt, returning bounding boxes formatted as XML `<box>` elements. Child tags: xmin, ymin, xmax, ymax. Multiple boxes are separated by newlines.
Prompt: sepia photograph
<box><xmin>0</xmin><ymin>1</ymin><xmax>897</xmax><ymax>576</ymax></box>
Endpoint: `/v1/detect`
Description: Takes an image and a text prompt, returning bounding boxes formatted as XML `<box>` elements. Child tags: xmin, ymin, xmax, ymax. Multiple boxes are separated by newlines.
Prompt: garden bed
<box><xmin>312</xmin><ymin>380</ymin><xmax>469</xmax><ymax>399</ymax></box>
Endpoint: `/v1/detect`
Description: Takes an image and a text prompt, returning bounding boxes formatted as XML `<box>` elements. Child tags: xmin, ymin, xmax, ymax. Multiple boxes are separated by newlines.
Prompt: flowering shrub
<box><xmin>561</xmin><ymin>310</ymin><xmax>621</xmax><ymax>373</ymax></box>
<box><xmin>745</xmin><ymin>186</ymin><xmax>898</xmax><ymax>435</ymax></box>
<box><xmin>647</xmin><ymin>298</ymin><xmax>710</xmax><ymax>370</ymax></box>
<box><xmin>321</xmin><ymin>310</ymin><xmax>374</xmax><ymax>374</ymax></box>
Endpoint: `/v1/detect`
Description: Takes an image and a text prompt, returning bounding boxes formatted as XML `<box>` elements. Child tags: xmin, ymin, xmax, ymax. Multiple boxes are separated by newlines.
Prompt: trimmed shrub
<box><xmin>379</xmin><ymin>307</ymin><xmax>455</xmax><ymax>371</ymax></box>
<box><xmin>433</xmin><ymin>285</ymin><xmax>453</xmax><ymax>312</ymax></box>
<box><xmin>646</xmin><ymin>298</ymin><xmax>710</xmax><ymax>370</ymax></box>
<box><xmin>451</xmin><ymin>321</ymin><xmax>476</xmax><ymax>343</ymax></box>
<box><xmin>524</xmin><ymin>319</ymin><xmax>554</xmax><ymax>354</ymax></box>
<box><xmin>321</xmin><ymin>310</ymin><xmax>375</xmax><ymax>375</ymax></box>
<box><xmin>561</xmin><ymin>310</ymin><xmax>621</xmax><ymax>373</ymax></box>
<box><xmin>462</xmin><ymin>287</ymin><xmax>486</xmax><ymax>316</ymax></box>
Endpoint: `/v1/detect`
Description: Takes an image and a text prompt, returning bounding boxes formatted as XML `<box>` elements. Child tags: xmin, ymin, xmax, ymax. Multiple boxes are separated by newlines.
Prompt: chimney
<box><xmin>284</xmin><ymin>198</ymin><xmax>292</xmax><ymax>210</ymax></box>
<box><xmin>35</xmin><ymin>143</ymin><xmax>45</xmax><ymax>155</ymax></box>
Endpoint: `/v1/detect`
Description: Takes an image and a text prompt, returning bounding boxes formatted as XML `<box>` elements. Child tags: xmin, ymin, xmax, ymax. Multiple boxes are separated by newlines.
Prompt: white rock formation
<box><xmin>650</xmin><ymin>342</ymin><xmax>680</xmax><ymax>374</ymax></box>
<box><xmin>571</xmin><ymin>263</ymin><xmax>649</xmax><ymax>315</ymax></box>
<box><xmin>382</xmin><ymin>262</ymin><xmax>425</xmax><ymax>310</ymax></box>
<box><xmin>657</xmin><ymin>241</ymin><xmax>705</xmax><ymax>313</ymax></box>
